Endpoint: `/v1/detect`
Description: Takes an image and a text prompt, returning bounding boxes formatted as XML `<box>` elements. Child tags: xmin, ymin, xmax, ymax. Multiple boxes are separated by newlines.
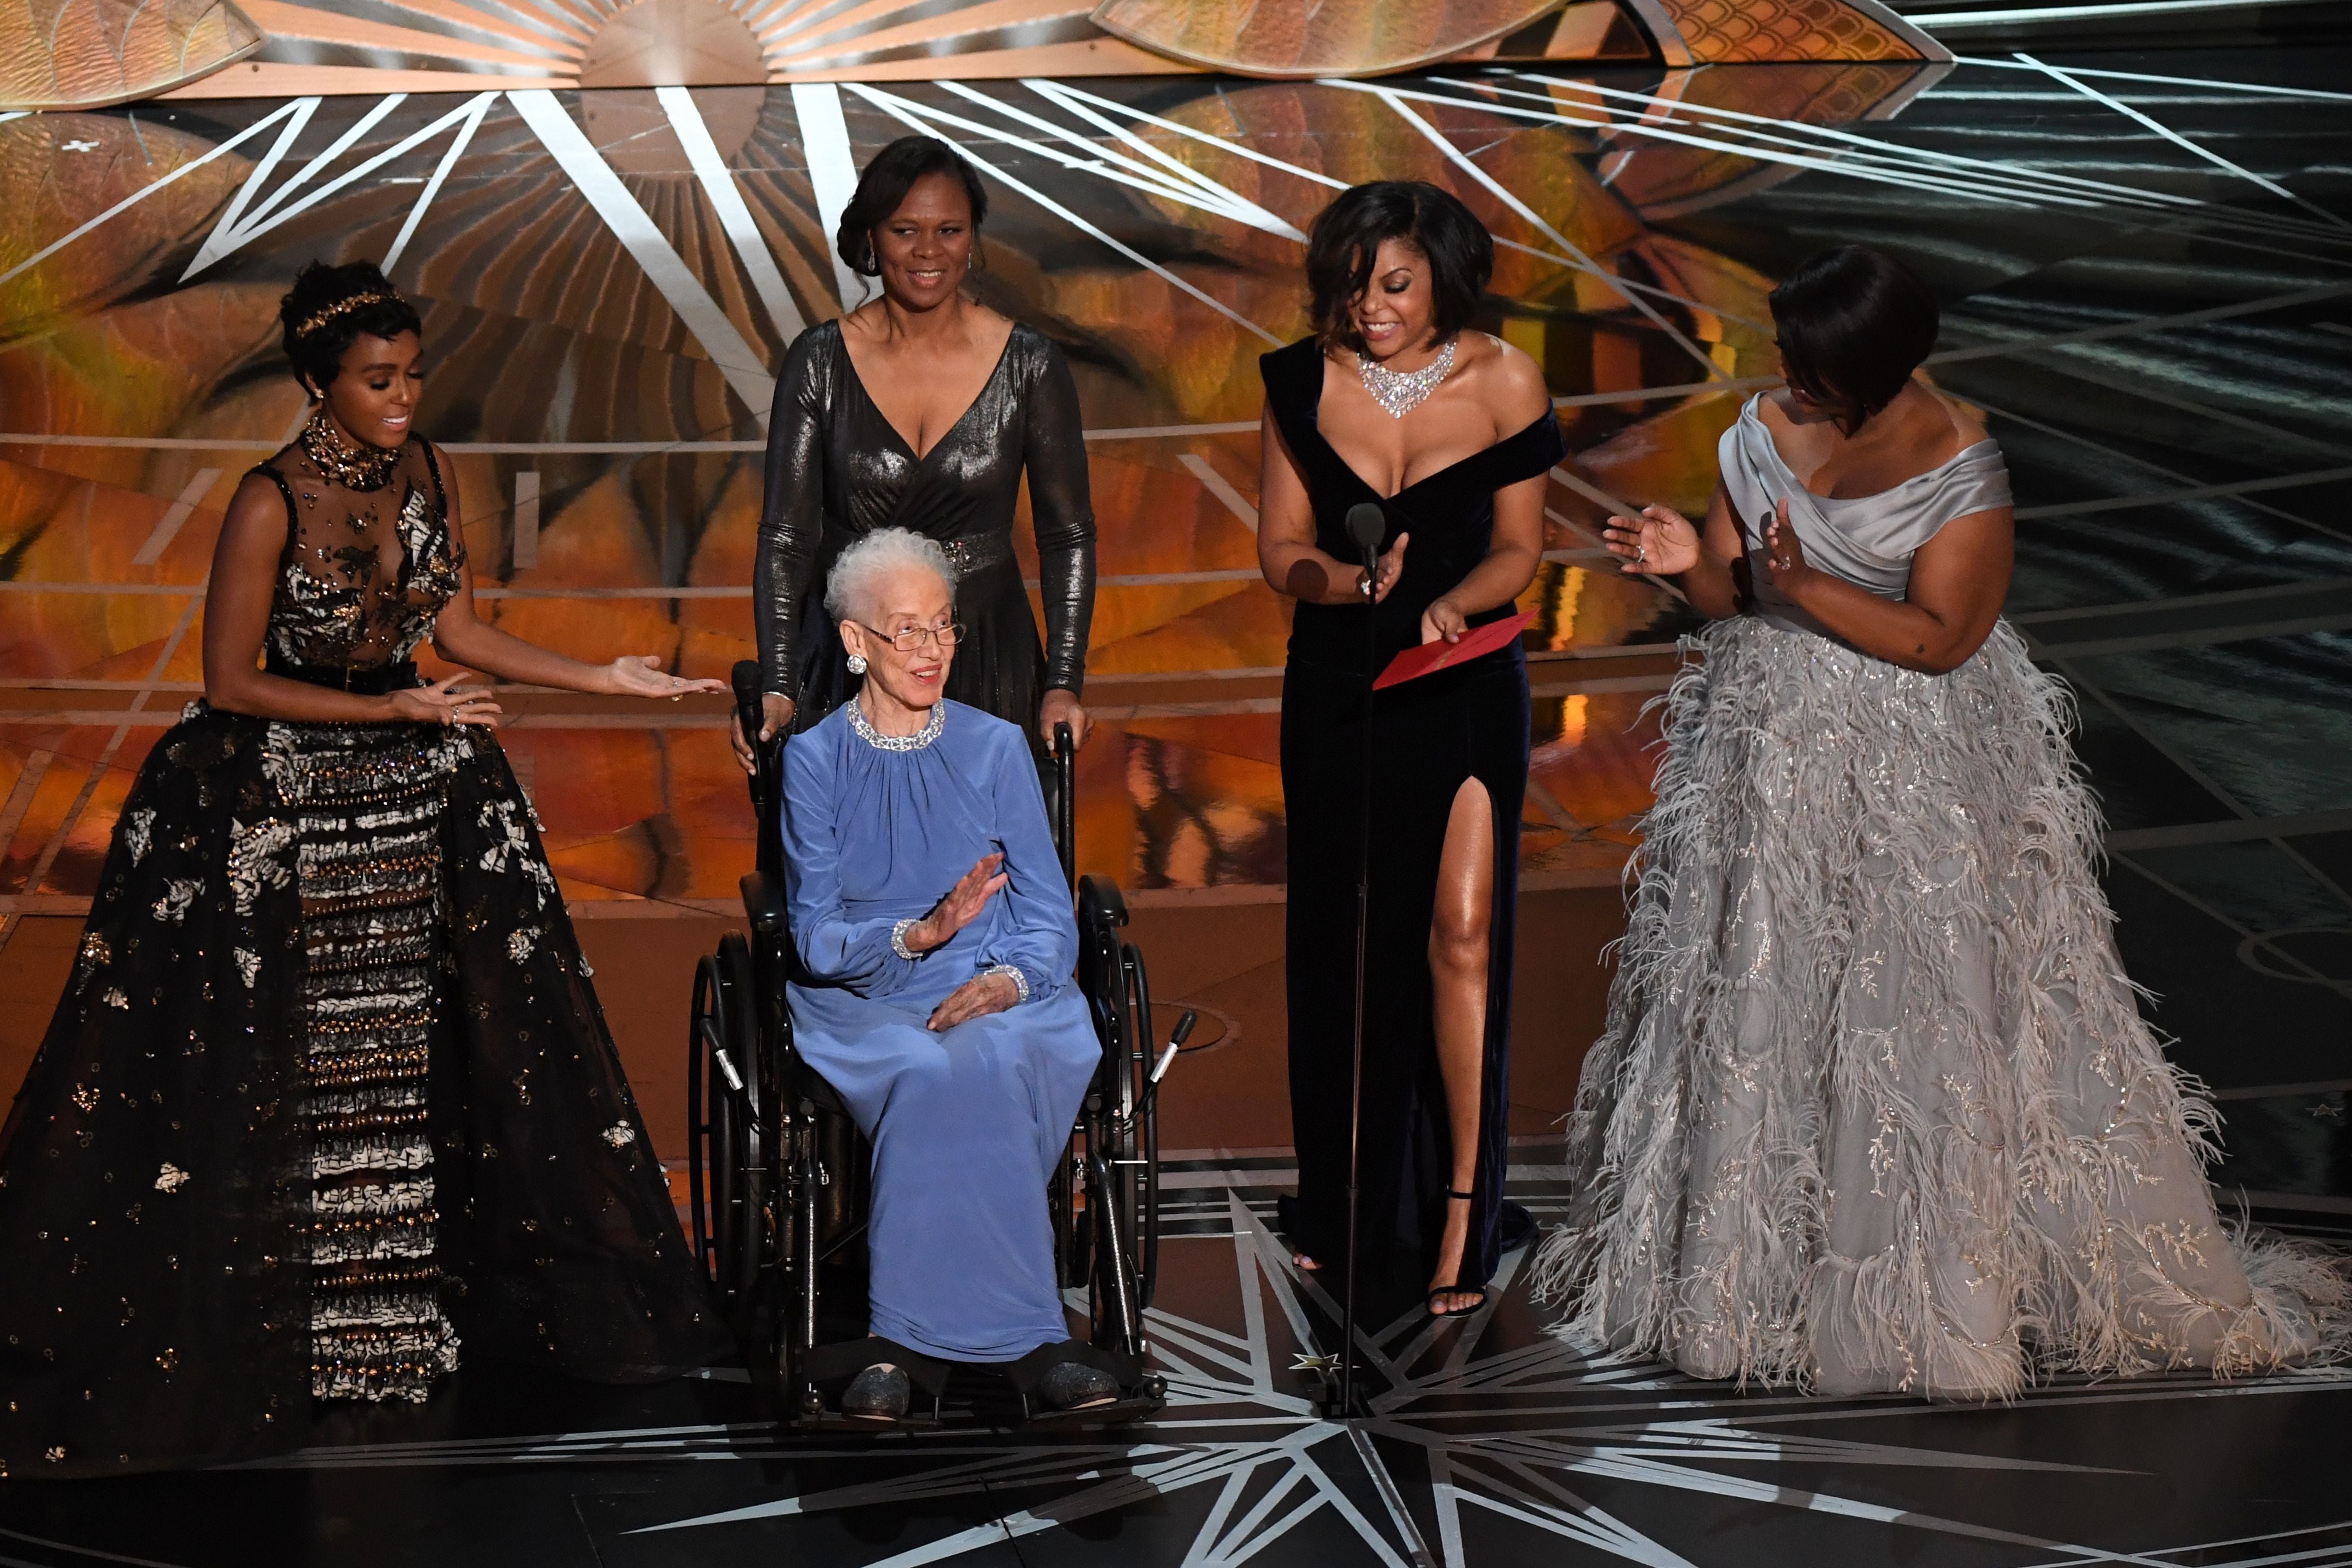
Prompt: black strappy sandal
<box><xmin>1425</xmin><ymin>1189</ymin><xmax>1489</xmax><ymax>1320</ymax></box>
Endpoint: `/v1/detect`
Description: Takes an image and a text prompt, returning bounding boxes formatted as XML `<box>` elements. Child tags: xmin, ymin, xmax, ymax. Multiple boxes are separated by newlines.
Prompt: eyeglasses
<box><xmin>856</xmin><ymin>620</ymin><xmax>965</xmax><ymax>652</ymax></box>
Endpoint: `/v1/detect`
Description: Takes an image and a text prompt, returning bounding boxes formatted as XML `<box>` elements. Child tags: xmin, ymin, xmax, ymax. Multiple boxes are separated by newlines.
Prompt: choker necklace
<box><xmin>300</xmin><ymin>410</ymin><xmax>402</xmax><ymax>491</ymax></box>
<box><xmin>1356</xmin><ymin>335</ymin><xmax>1457</xmax><ymax>420</ymax></box>
<box><xmin>849</xmin><ymin>698</ymin><xmax>944</xmax><ymax>752</ymax></box>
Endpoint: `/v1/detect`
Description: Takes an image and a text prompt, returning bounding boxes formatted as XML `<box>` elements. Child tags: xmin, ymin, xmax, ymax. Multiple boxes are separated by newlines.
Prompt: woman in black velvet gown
<box><xmin>1260</xmin><ymin>184</ymin><xmax>1561</xmax><ymax>1317</ymax></box>
<box><xmin>0</xmin><ymin>262</ymin><xmax>729</xmax><ymax>1479</ymax></box>
<box><xmin>734</xmin><ymin>135</ymin><xmax>1095</xmax><ymax>775</ymax></box>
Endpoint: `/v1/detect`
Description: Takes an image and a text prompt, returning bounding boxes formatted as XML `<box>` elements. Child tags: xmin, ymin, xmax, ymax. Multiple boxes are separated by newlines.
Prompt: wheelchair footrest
<box><xmin>1004</xmin><ymin>1340</ymin><xmax>1166</xmax><ymax>1428</ymax></box>
<box><xmin>793</xmin><ymin>1336</ymin><xmax>950</xmax><ymax>1430</ymax></box>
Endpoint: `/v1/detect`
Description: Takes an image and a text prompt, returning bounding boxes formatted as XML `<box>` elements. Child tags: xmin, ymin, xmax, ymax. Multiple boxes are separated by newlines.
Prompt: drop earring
<box><xmin>847</xmin><ymin>653</ymin><xmax>868</xmax><ymax>675</ymax></box>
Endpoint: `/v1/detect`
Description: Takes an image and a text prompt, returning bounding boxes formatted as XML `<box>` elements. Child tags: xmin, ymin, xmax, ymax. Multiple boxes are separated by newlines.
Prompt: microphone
<box><xmin>1344</xmin><ymin>502</ymin><xmax>1385</xmax><ymax>566</ymax></box>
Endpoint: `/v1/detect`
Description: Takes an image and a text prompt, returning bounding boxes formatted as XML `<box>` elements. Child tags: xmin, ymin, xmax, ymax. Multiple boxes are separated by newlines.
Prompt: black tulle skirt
<box><xmin>0</xmin><ymin>706</ymin><xmax>726</xmax><ymax>1479</ymax></box>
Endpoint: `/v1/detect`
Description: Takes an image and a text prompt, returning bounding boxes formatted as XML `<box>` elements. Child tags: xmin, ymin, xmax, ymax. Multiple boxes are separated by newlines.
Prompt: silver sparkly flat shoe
<box><xmin>1036</xmin><ymin>1361</ymin><xmax>1118</xmax><ymax>1413</ymax></box>
<box><xmin>840</xmin><ymin>1363</ymin><xmax>911</xmax><ymax>1421</ymax></box>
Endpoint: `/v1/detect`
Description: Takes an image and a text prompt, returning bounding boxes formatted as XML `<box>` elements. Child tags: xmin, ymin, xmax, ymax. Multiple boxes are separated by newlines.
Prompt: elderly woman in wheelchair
<box><xmin>777</xmin><ymin>527</ymin><xmax>1117</xmax><ymax>1422</ymax></box>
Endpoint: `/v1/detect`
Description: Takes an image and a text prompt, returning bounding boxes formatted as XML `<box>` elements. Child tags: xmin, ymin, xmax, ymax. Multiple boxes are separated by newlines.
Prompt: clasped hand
<box><xmin>900</xmin><ymin>853</ymin><xmax>1022</xmax><ymax>1032</ymax></box>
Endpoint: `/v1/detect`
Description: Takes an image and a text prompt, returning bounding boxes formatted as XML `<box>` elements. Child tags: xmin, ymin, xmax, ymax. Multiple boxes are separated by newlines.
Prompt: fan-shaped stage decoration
<box><xmin>83</xmin><ymin>0</ymin><xmax>1948</xmax><ymax>101</ymax></box>
<box><xmin>1087</xmin><ymin>0</ymin><xmax>1589</xmax><ymax>77</ymax></box>
<box><xmin>0</xmin><ymin>0</ymin><xmax>262</xmax><ymax>110</ymax></box>
<box><xmin>1619</xmin><ymin>0</ymin><xmax>1948</xmax><ymax>63</ymax></box>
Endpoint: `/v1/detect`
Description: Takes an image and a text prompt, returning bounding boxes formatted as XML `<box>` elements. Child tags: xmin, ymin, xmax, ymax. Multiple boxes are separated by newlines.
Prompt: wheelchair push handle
<box><xmin>1051</xmin><ymin>720</ymin><xmax>1077</xmax><ymax>892</ymax></box>
<box><xmin>1147</xmin><ymin>1009</ymin><xmax>1197</xmax><ymax>1094</ymax></box>
<box><xmin>732</xmin><ymin>660</ymin><xmax>787</xmax><ymax>874</ymax></box>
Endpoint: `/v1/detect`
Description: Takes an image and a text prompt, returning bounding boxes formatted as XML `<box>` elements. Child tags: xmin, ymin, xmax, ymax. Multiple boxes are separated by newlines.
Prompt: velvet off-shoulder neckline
<box><xmin>1266</xmin><ymin>337</ymin><xmax>1561</xmax><ymax>504</ymax></box>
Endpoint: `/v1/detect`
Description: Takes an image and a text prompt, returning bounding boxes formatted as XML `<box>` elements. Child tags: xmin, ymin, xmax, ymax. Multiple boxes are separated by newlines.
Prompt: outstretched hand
<box><xmin>1601</xmin><ymin>505</ymin><xmax>1700</xmax><ymax>577</ymax></box>
<box><xmin>606</xmin><ymin>655</ymin><xmax>727</xmax><ymax>701</ymax></box>
<box><xmin>903</xmin><ymin>854</ymin><xmax>1008</xmax><ymax>956</ymax></box>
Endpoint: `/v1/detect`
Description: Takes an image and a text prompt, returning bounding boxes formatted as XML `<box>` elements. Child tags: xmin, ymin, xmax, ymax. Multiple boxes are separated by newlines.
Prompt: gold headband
<box><xmin>295</xmin><ymin>290</ymin><xmax>401</xmax><ymax>339</ymax></box>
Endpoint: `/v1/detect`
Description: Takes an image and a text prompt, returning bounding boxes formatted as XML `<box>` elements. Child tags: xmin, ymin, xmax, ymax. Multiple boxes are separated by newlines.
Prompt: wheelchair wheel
<box><xmin>1075</xmin><ymin>878</ymin><xmax>1161</xmax><ymax>1356</ymax></box>
<box><xmin>687</xmin><ymin>934</ymin><xmax>766</xmax><ymax>1342</ymax></box>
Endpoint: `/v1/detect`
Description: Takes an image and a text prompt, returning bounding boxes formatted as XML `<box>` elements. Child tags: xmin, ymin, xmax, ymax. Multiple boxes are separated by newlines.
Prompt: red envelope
<box><xmin>1372</xmin><ymin>609</ymin><xmax>1536</xmax><ymax>690</ymax></box>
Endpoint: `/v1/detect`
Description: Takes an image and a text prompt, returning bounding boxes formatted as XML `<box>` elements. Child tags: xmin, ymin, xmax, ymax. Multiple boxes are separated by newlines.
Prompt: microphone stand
<box><xmin>1336</xmin><ymin>503</ymin><xmax>1385</xmax><ymax>1422</ymax></box>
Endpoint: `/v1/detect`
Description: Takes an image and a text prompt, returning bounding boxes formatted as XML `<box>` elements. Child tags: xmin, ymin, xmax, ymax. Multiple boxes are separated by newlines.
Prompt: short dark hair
<box><xmin>280</xmin><ymin>259</ymin><xmax>422</xmax><ymax>396</ymax></box>
<box><xmin>1304</xmin><ymin>181</ymin><xmax>1493</xmax><ymax>354</ymax></box>
<box><xmin>1768</xmin><ymin>246</ymin><xmax>1939</xmax><ymax>431</ymax></box>
<box><xmin>280</xmin><ymin>258</ymin><xmax>423</xmax><ymax>395</ymax></box>
<box><xmin>837</xmin><ymin>136</ymin><xmax>988</xmax><ymax>279</ymax></box>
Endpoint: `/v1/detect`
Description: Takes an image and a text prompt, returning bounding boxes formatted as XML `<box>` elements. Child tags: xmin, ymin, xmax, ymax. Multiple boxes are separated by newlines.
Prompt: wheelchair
<box><xmin>686</xmin><ymin>667</ymin><xmax>1188</xmax><ymax>1428</ymax></box>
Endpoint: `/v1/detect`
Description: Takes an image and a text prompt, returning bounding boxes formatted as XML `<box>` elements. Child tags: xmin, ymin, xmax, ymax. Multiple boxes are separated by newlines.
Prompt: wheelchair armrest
<box><xmin>1077</xmin><ymin>873</ymin><xmax>1128</xmax><ymax>931</ymax></box>
<box><xmin>740</xmin><ymin>870</ymin><xmax>787</xmax><ymax>936</ymax></box>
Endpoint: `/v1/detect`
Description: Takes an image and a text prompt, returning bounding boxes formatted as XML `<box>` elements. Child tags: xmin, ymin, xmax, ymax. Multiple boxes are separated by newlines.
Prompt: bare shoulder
<box><xmin>224</xmin><ymin>467</ymin><xmax>289</xmax><ymax>529</ymax></box>
<box><xmin>1931</xmin><ymin>387</ymin><xmax>1991</xmax><ymax>446</ymax></box>
<box><xmin>1461</xmin><ymin>332</ymin><xmax>1550</xmax><ymax>427</ymax></box>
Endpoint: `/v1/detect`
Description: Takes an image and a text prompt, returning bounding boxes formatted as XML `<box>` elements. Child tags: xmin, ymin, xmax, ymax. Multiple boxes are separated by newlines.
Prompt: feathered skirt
<box><xmin>1532</xmin><ymin>616</ymin><xmax>2347</xmax><ymax>1397</ymax></box>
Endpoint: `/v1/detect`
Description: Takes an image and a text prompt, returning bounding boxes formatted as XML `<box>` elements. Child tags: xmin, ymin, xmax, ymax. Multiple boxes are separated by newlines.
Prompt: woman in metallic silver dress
<box><xmin>0</xmin><ymin>262</ymin><xmax>730</xmax><ymax>1478</ymax></box>
<box><xmin>1535</xmin><ymin>246</ymin><xmax>2346</xmax><ymax>1397</ymax></box>
<box><xmin>734</xmin><ymin>135</ymin><xmax>1095</xmax><ymax>776</ymax></box>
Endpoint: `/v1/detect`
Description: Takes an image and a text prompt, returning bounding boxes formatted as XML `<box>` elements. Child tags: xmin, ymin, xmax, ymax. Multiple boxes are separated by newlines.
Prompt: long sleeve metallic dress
<box><xmin>754</xmin><ymin>320</ymin><xmax>1095</xmax><ymax>746</ymax></box>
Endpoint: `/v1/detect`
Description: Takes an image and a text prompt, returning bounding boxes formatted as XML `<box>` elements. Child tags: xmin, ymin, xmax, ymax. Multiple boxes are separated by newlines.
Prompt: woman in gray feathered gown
<box><xmin>1534</xmin><ymin>246</ymin><xmax>2346</xmax><ymax>1398</ymax></box>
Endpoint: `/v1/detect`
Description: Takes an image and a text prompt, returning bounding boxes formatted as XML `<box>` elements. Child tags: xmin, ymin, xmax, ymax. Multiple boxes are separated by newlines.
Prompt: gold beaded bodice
<box><xmin>254</xmin><ymin>436</ymin><xmax>464</xmax><ymax>671</ymax></box>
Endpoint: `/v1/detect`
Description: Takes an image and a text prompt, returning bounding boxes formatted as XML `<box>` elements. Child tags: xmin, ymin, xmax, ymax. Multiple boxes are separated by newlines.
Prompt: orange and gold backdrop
<box><xmin>0</xmin><ymin>68</ymin><xmax>1941</xmax><ymax>917</ymax></box>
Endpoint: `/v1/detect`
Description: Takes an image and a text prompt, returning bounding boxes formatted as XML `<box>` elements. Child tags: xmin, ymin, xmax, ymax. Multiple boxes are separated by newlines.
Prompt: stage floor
<box><xmin>0</xmin><ymin>1150</ymin><xmax>2347</xmax><ymax>1566</ymax></box>
<box><xmin>4</xmin><ymin>31</ymin><xmax>2352</xmax><ymax>1567</ymax></box>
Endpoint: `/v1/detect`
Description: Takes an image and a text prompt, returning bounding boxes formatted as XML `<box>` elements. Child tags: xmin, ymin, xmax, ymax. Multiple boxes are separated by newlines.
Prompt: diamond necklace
<box><xmin>299</xmin><ymin>410</ymin><xmax>402</xmax><ymax>491</ymax></box>
<box><xmin>1355</xmin><ymin>335</ymin><xmax>1457</xmax><ymax>420</ymax></box>
<box><xmin>849</xmin><ymin>698</ymin><xmax>944</xmax><ymax>752</ymax></box>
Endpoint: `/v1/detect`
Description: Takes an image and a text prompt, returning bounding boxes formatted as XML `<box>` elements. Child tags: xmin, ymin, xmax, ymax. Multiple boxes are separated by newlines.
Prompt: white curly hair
<box><xmin>825</xmin><ymin>526</ymin><xmax>955</xmax><ymax>625</ymax></box>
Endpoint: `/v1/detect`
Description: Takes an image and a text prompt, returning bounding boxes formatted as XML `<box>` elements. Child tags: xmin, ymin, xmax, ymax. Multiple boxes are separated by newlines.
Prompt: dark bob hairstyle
<box><xmin>279</xmin><ymin>259</ymin><xmax>423</xmax><ymax>396</ymax></box>
<box><xmin>1305</xmin><ymin>181</ymin><xmax>1493</xmax><ymax>354</ymax></box>
<box><xmin>837</xmin><ymin>135</ymin><xmax>990</xmax><ymax>279</ymax></box>
<box><xmin>1768</xmin><ymin>246</ymin><xmax>1939</xmax><ymax>432</ymax></box>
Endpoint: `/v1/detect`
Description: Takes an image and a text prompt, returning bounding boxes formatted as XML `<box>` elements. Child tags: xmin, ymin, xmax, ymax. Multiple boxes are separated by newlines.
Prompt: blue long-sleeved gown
<box><xmin>779</xmin><ymin>698</ymin><xmax>1098</xmax><ymax>1362</ymax></box>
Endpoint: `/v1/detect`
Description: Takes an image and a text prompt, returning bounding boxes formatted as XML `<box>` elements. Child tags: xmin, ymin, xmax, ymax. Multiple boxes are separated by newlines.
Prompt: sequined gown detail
<box><xmin>255</xmin><ymin>445</ymin><xmax>466</xmax><ymax>1401</ymax></box>
<box><xmin>1532</xmin><ymin>399</ymin><xmax>2348</xmax><ymax>1396</ymax></box>
<box><xmin>0</xmin><ymin>439</ymin><xmax>724</xmax><ymax>1478</ymax></box>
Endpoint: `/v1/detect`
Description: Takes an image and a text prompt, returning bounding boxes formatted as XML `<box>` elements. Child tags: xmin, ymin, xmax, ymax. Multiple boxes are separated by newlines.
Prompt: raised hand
<box><xmin>927</xmin><ymin>971</ymin><xmax>1021</xmax><ymax>1032</ymax></box>
<box><xmin>605</xmin><ymin>655</ymin><xmax>729</xmax><ymax>701</ymax></box>
<box><xmin>1602</xmin><ymin>505</ymin><xmax>1700</xmax><ymax>577</ymax></box>
<box><xmin>902</xmin><ymin>853</ymin><xmax>1008</xmax><ymax>955</ymax></box>
<box><xmin>388</xmin><ymin>671</ymin><xmax>502</xmax><ymax>729</ymax></box>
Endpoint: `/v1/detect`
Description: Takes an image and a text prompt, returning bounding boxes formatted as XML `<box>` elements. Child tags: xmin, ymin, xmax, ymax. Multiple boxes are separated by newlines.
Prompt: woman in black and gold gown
<box><xmin>736</xmin><ymin>135</ymin><xmax>1094</xmax><ymax>775</ymax></box>
<box><xmin>1260</xmin><ymin>184</ymin><xmax>1563</xmax><ymax>1318</ymax></box>
<box><xmin>0</xmin><ymin>262</ymin><xmax>729</xmax><ymax>1479</ymax></box>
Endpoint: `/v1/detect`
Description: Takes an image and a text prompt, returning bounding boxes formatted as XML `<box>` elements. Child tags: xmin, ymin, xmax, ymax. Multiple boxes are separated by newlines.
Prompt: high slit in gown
<box><xmin>0</xmin><ymin>438</ymin><xmax>725</xmax><ymax>1478</ymax></box>
<box><xmin>1260</xmin><ymin>337</ymin><xmax>1566</xmax><ymax>1294</ymax></box>
<box><xmin>1533</xmin><ymin>396</ymin><xmax>2348</xmax><ymax>1396</ymax></box>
